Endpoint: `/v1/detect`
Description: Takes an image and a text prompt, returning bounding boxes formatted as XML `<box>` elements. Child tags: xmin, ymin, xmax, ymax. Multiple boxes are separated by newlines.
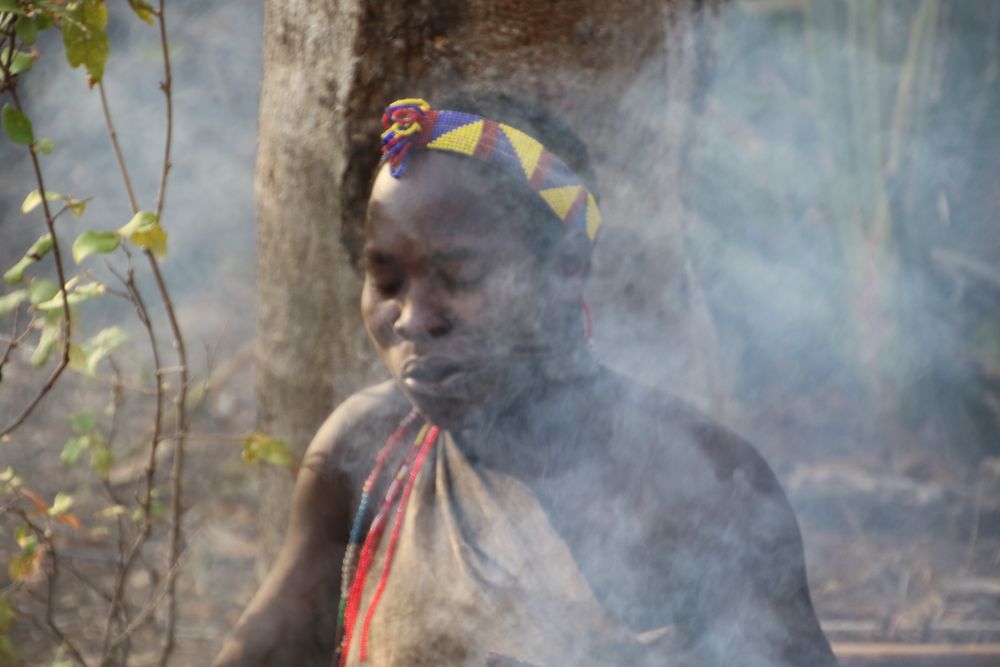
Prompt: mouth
<box><xmin>400</xmin><ymin>356</ymin><xmax>469</xmax><ymax>397</ymax></box>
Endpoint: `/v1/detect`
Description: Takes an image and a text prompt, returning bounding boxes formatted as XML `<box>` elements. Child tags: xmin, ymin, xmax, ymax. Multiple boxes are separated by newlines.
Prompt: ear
<box><xmin>544</xmin><ymin>228</ymin><xmax>592</xmax><ymax>302</ymax></box>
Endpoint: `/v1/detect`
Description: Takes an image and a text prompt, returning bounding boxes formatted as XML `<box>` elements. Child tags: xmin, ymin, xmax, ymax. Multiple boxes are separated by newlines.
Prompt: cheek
<box><xmin>474</xmin><ymin>267</ymin><xmax>546</xmax><ymax>337</ymax></box>
<box><xmin>360</xmin><ymin>283</ymin><xmax>399</xmax><ymax>350</ymax></box>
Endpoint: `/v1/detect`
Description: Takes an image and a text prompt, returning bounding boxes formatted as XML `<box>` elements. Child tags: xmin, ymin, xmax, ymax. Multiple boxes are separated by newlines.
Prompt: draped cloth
<box><xmin>339</xmin><ymin>431</ymin><xmax>660</xmax><ymax>666</ymax></box>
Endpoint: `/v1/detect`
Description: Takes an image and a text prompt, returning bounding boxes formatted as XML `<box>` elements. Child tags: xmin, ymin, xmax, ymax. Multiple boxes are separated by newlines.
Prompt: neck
<box><xmin>455</xmin><ymin>344</ymin><xmax>603</xmax><ymax>474</ymax></box>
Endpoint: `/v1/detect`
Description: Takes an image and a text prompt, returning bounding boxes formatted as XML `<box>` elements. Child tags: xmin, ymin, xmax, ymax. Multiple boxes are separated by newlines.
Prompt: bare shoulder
<box><xmin>300</xmin><ymin>379</ymin><xmax>412</xmax><ymax>486</ymax></box>
<box><xmin>605</xmin><ymin>369</ymin><xmax>781</xmax><ymax>498</ymax></box>
<box><xmin>599</xmin><ymin>368</ymin><xmax>801</xmax><ymax>555</ymax></box>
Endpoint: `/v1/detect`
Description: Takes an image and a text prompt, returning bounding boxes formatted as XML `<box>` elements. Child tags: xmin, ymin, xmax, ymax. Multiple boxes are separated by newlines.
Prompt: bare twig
<box><xmin>15</xmin><ymin>510</ymin><xmax>89</xmax><ymax>666</ymax></box>
<box><xmin>98</xmin><ymin>81</ymin><xmax>140</xmax><ymax>214</ymax></box>
<box><xmin>0</xmin><ymin>307</ymin><xmax>31</xmax><ymax>382</ymax></box>
<box><xmin>154</xmin><ymin>0</ymin><xmax>173</xmax><ymax>222</ymax></box>
<box><xmin>148</xmin><ymin>251</ymin><xmax>187</xmax><ymax>667</ymax></box>
<box><xmin>106</xmin><ymin>256</ymin><xmax>166</xmax><ymax>516</ymax></box>
<box><xmin>0</xmin><ymin>85</ymin><xmax>72</xmax><ymax>439</ymax></box>
<box><xmin>110</xmin><ymin>541</ymin><xmax>190</xmax><ymax>653</ymax></box>
<box><xmin>150</xmin><ymin>4</ymin><xmax>187</xmax><ymax>663</ymax></box>
<box><xmin>100</xmin><ymin>257</ymin><xmax>167</xmax><ymax>663</ymax></box>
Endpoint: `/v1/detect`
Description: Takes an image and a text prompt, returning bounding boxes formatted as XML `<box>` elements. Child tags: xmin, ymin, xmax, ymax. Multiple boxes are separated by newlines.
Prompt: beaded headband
<box><xmin>380</xmin><ymin>98</ymin><xmax>602</xmax><ymax>241</ymax></box>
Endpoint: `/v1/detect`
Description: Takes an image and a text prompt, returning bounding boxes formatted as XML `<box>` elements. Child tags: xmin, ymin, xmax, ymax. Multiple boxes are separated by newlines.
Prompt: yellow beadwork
<box><xmin>427</xmin><ymin>119</ymin><xmax>485</xmax><ymax>156</ymax></box>
<box><xmin>500</xmin><ymin>124</ymin><xmax>545</xmax><ymax>179</ymax></box>
<box><xmin>381</xmin><ymin>98</ymin><xmax>604</xmax><ymax>241</ymax></box>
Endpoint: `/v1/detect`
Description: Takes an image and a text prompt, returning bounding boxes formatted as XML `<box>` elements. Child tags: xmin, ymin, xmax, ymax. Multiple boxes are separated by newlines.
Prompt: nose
<box><xmin>393</xmin><ymin>282</ymin><xmax>452</xmax><ymax>341</ymax></box>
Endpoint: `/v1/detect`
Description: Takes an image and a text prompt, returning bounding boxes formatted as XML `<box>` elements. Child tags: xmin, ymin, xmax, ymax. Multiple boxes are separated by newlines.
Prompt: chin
<box><xmin>398</xmin><ymin>385</ymin><xmax>480</xmax><ymax>431</ymax></box>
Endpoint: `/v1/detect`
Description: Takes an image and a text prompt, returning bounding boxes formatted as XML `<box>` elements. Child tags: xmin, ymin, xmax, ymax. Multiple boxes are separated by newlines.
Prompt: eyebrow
<box><xmin>430</xmin><ymin>248</ymin><xmax>486</xmax><ymax>264</ymax></box>
<box><xmin>362</xmin><ymin>246</ymin><xmax>397</xmax><ymax>265</ymax></box>
<box><xmin>362</xmin><ymin>245</ymin><xmax>486</xmax><ymax>263</ymax></box>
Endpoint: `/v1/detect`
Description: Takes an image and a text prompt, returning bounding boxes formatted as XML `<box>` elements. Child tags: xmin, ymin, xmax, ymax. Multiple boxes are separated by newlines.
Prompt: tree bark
<box><xmin>255</xmin><ymin>0</ymin><xmax>723</xmax><ymax>572</ymax></box>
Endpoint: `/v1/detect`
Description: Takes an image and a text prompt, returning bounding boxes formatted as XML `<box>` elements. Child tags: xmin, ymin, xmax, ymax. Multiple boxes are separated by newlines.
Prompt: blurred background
<box><xmin>0</xmin><ymin>0</ymin><xmax>997</xmax><ymax>664</ymax></box>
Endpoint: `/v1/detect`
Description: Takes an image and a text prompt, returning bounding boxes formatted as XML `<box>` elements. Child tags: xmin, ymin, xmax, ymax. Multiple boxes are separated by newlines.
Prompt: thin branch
<box><xmin>109</xmin><ymin>542</ymin><xmax>189</xmax><ymax>652</ymax></box>
<box><xmin>0</xmin><ymin>307</ymin><xmax>30</xmax><ymax>382</ymax></box>
<box><xmin>98</xmin><ymin>81</ymin><xmax>140</xmax><ymax>215</ymax></box>
<box><xmin>154</xmin><ymin>0</ymin><xmax>173</xmax><ymax>222</ymax></box>
<box><xmin>100</xmin><ymin>257</ymin><xmax>167</xmax><ymax>663</ymax></box>
<box><xmin>0</xmin><ymin>26</ymin><xmax>17</xmax><ymax>91</ymax></box>
<box><xmin>151</xmin><ymin>4</ymin><xmax>186</xmax><ymax>663</ymax></box>
<box><xmin>149</xmin><ymin>251</ymin><xmax>187</xmax><ymax>667</ymax></box>
<box><xmin>15</xmin><ymin>510</ymin><xmax>89</xmax><ymax>667</ymax></box>
<box><xmin>106</xmin><ymin>256</ymin><xmax>166</xmax><ymax>513</ymax></box>
<box><xmin>0</xmin><ymin>85</ymin><xmax>72</xmax><ymax>440</ymax></box>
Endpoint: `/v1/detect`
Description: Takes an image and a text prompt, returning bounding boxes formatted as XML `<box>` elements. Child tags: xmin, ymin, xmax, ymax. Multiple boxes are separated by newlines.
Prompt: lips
<box><xmin>400</xmin><ymin>356</ymin><xmax>468</xmax><ymax>397</ymax></box>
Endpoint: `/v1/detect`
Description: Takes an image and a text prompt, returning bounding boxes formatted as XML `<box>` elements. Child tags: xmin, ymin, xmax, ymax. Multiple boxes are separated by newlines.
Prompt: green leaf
<box><xmin>9</xmin><ymin>51</ymin><xmax>31</xmax><ymax>76</ymax></box>
<box><xmin>30</xmin><ymin>314</ymin><xmax>61</xmax><ymax>366</ymax></box>
<box><xmin>90</xmin><ymin>437</ymin><xmax>111</xmax><ymax>479</ymax></box>
<box><xmin>0</xmin><ymin>592</ymin><xmax>14</xmax><ymax>635</ymax></box>
<box><xmin>118</xmin><ymin>210</ymin><xmax>157</xmax><ymax>235</ymax></box>
<box><xmin>0</xmin><ymin>0</ymin><xmax>22</xmax><ymax>14</ymax></box>
<box><xmin>36</xmin><ymin>281</ymin><xmax>105</xmax><ymax>312</ymax></box>
<box><xmin>4</xmin><ymin>234</ymin><xmax>53</xmax><ymax>285</ymax></box>
<box><xmin>60</xmin><ymin>435</ymin><xmax>90</xmax><ymax>466</ymax></box>
<box><xmin>26</xmin><ymin>233</ymin><xmax>54</xmax><ymax>258</ymax></box>
<box><xmin>48</xmin><ymin>492</ymin><xmax>73</xmax><ymax>516</ymax></box>
<box><xmin>2</xmin><ymin>258</ymin><xmax>31</xmax><ymax>286</ymax></box>
<box><xmin>62</xmin><ymin>0</ymin><xmax>109</xmax><ymax>84</ymax></box>
<box><xmin>14</xmin><ymin>16</ymin><xmax>36</xmax><ymax>44</ymax></box>
<box><xmin>0</xmin><ymin>468</ymin><xmax>21</xmax><ymax>495</ymax></box>
<box><xmin>127</xmin><ymin>0</ymin><xmax>155</xmax><ymax>24</ymax></box>
<box><xmin>242</xmin><ymin>433</ymin><xmax>297</xmax><ymax>472</ymax></box>
<box><xmin>72</xmin><ymin>231</ymin><xmax>119</xmax><ymax>263</ymax></box>
<box><xmin>1</xmin><ymin>104</ymin><xmax>33</xmax><ymax>145</ymax></box>
<box><xmin>34</xmin><ymin>137</ymin><xmax>54</xmax><ymax>155</ymax></box>
<box><xmin>0</xmin><ymin>290</ymin><xmax>26</xmax><ymax>318</ymax></box>
<box><xmin>67</xmin><ymin>342</ymin><xmax>87</xmax><ymax>373</ymax></box>
<box><xmin>27</xmin><ymin>278</ymin><xmax>58</xmax><ymax>305</ymax></box>
<box><xmin>66</xmin><ymin>198</ymin><xmax>86</xmax><ymax>218</ymax></box>
<box><xmin>81</xmin><ymin>326</ymin><xmax>126</xmax><ymax>374</ymax></box>
<box><xmin>35</xmin><ymin>13</ymin><xmax>53</xmax><ymax>31</ymax></box>
<box><xmin>20</xmin><ymin>189</ymin><xmax>61</xmax><ymax>214</ymax></box>
<box><xmin>7</xmin><ymin>550</ymin><xmax>41</xmax><ymax>582</ymax></box>
<box><xmin>0</xmin><ymin>49</ymin><xmax>34</xmax><ymax>82</ymax></box>
<box><xmin>119</xmin><ymin>211</ymin><xmax>168</xmax><ymax>259</ymax></box>
<box><xmin>96</xmin><ymin>504</ymin><xmax>126</xmax><ymax>518</ymax></box>
<box><xmin>69</xmin><ymin>410</ymin><xmax>95</xmax><ymax>434</ymax></box>
<box><xmin>13</xmin><ymin>526</ymin><xmax>34</xmax><ymax>548</ymax></box>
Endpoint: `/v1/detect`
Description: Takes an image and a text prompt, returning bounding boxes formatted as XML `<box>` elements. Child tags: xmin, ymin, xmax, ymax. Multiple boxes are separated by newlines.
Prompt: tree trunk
<box><xmin>255</xmin><ymin>0</ymin><xmax>723</xmax><ymax>572</ymax></box>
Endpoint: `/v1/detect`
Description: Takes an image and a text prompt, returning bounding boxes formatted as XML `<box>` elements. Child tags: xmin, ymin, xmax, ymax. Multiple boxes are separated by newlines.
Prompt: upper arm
<box><xmin>212</xmin><ymin>414</ymin><xmax>353</xmax><ymax>666</ymax></box>
<box><xmin>214</xmin><ymin>382</ymin><xmax>407</xmax><ymax>666</ymax></box>
<box><xmin>691</xmin><ymin>458</ymin><xmax>838</xmax><ymax>666</ymax></box>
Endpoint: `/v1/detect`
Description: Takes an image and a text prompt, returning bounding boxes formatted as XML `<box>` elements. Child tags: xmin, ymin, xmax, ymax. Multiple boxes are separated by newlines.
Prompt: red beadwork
<box><xmin>339</xmin><ymin>424</ymin><xmax>440</xmax><ymax>665</ymax></box>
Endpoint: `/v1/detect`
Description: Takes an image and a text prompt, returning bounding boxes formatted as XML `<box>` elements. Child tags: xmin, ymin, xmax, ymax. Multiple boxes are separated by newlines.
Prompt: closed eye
<box><xmin>432</xmin><ymin>250</ymin><xmax>488</xmax><ymax>292</ymax></box>
<box><xmin>365</xmin><ymin>251</ymin><xmax>404</xmax><ymax>296</ymax></box>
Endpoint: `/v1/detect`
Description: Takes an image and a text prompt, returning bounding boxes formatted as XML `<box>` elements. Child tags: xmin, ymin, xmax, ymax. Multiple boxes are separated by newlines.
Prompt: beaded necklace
<box><xmin>335</xmin><ymin>412</ymin><xmax>441</xmax><ymax>665</ymax></box>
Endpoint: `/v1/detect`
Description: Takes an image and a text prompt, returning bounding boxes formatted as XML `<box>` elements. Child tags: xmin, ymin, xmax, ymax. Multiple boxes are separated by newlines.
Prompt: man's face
<box><xmin>362</xmin><ymin>153</ymin><xmax>563</xmax><ymax>429</ymax></box>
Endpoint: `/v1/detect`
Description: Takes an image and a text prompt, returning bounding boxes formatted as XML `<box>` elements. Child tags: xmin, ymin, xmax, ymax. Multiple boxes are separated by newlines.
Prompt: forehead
<box><xmin>366</xmin><ymin>152</ymin><xmax>529</xmax><ymax>252</ymax></box>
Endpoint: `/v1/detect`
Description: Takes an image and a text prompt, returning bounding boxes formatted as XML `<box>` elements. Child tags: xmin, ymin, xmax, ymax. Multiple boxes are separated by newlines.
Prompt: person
<box><xmin>214</xmin><ymin>93</ymin><xmax>838</xmax><ymax>667</ymax></box>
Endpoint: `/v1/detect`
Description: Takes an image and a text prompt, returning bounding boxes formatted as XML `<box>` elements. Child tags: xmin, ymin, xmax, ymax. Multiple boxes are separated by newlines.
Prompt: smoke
<box><xmin>2</xmin><ymin>0</ymin><xmax>998</xmax><ymax>663</ymax></box>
